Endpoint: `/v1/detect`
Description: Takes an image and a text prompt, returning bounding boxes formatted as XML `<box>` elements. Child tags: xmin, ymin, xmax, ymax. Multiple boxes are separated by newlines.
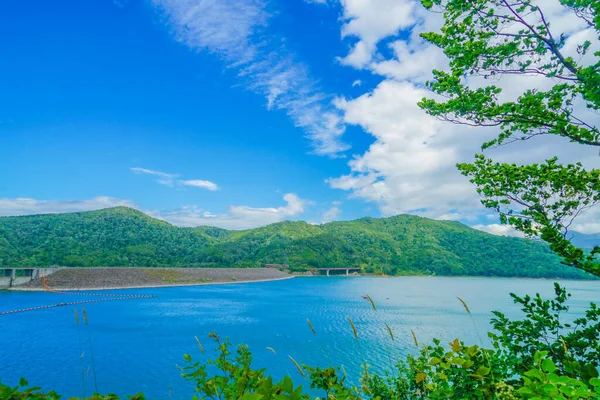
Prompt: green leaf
<box><xmin>524</xmin><ymin>369</ymin><xmax>544</xmax><ymax>380</ymax></box>
<box><xmin>429</xmin><ymin>357</ymin><xmax>442</xmax><ymax>366</ymax></box>
<box><xmin>242</xmin><ymin>394</ymin><xmax>264</xmax><ymax>400</ymax></box>
<box><xmin>282</xmin><ymin>376</ymin><xmax>293</xmax><ymax>392</ymax></box>
<box><xmin>436</xmin><ymin>372</ymin><xmax>448</xmax><ymax>381</ymax></box>
<box><xmin>421</xmin><ymin>0</ymin><xmax>434</xmax><ymax>9</ymax></box>
<box><xmin>582</xmin><ymin>363</ymin><xmax>600</xmax><ymax>379</ymax></box>
<box><xmin>542</xmin><ymin>358</ymin><xmax>556</xmax><ymax>374</ymax></box>
<box><xmin>534</xmin><ymin>351</ymin><xmax>549</xmax><ymax>364</ymax></box>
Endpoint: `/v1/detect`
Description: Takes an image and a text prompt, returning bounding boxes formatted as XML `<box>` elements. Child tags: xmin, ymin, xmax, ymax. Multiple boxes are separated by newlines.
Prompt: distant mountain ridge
<box><xmin>0</xmin><ymin>206</ymin><xmax>595</xmax><ymax>279</ymax></box>
<box><xmin>569</xmin><ymin>232</ymin><xmax>600</xmax><ymax>250</ymax></box>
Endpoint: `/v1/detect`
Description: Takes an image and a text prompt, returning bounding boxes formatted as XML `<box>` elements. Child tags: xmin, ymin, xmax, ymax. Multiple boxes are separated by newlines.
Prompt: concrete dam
<box><xmin>0</xmin><ymin>267</ymin><xmax>63</xmax><ymax>289</ymax></box>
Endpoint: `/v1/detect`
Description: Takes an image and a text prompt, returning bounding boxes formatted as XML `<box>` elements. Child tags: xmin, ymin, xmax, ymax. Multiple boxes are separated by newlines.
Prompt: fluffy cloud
<box><xmin>152</xmin><ymin>0</ymin><xmax>348</xmax><ymax>156</ymax></box>
<box><xmin>570</xmin><ymin>208</ymin><xmax>600</xmax><ymax>235</ymax></box>
<box><xmin>131</xmin><ymin>167</ymin><xmax>218</xmax><ymax>191</ymax></box>
<box><xmin>321</xmin><ymin>203</ymin><xmax>342</xmax><ymax>223</ymax></box>
<box><xmin>0</xmin><ymin>197</ymin><xmax>138</xmax><ymax>217</ymax></box>
<box><xmin>150</xmin><ymin>193</ymin><xmax>308</xmax><ymax>229</ymax></box>
<box><xmin>330</xmin><ymin>0</ymin><xmax>600</xmax><ymax>233</ymax></box>
<box><xmin>0</xmin><ymin>194</ymin><xmax>309</xmax><ymax>230</ymax></box>
<box><xmin>338</xmin><ymin>0</ymin><xmax>417</xmax><ymax>68</ymax></box>
<box><xmin>370</xmin><ymin>39</ymin><xmax>446</xmax><ymax>83</ymax></box>
<box><xmin>329</xmin><ymin>80</ymin><xmax>484</xmax><ymax>219</ymax></box>
<box><xmin>472</xmin><ymin>224</ymin><xmax>523</xmax><ymax>238</ymax></box>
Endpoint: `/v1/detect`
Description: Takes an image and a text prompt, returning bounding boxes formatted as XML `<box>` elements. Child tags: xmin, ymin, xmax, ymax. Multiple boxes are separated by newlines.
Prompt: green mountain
<box><xmin>0</xmin><ymin>207</ymin><xmax>593</xmax><ymax>279</ymax></box>
<box><xmin>569</xmin><ymin>232</ymin><xmax>600</xmax><ymax>250</ymax></box>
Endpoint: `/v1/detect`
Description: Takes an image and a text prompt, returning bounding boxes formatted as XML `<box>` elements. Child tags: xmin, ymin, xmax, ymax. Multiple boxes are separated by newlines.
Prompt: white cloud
<box><xmin>352</xmin><ymin>79</ymin><xmax>362</xmax><ymax>87</ymax></box>
<box><xmin>338</xmin><ymin>0</ymin><xmax>417</xmax><ymax>68</ymax></box>
<box><xmin>329</xmin><ymin>0</ymin><xmax>600</xmax><ymax>233</ymax></box>
<box><xmin>130</xmin><ymin>167</ymin><xmax>177</xmax><ymax>186</ymax></box>
<box><xmin>322</xmin><ymin>204</ymin><xmax>341</xmax><ymax>223</ymax></box>
<box><xmin>179</xmin><ymin>180</ymin><xmax>219</xmax><ymax>191</ymax></box>
<box><xmin>570</xmin><ymin>208</ymin><xmax>600</xmax><ymax>235</ymax></box>
<box><xmin>472</xmin><ymin>224</ymin><xmax>523</xmax><ymax>237</ymax></box>
<box><xmin>131</xmin><ymin>167</ymin><xmax>218</xmax><ymax>190</ymax></box>
<box><xmin>329</xmin><ymin>80</ymin><xmax>484</xmax><ymax>219</ymax></box>
<box><xmin>153</xmin><ymin>0</ymin><xmax>348</xmax><ymax>156</ymax></box>
<box><xmin>0</xmin><ymin>194</ymin><xmax>309</xmax><ymax>230</ymax></box>
<box><xmin>572</xmin><ymin>223</ymin><xmax>600</xmax><ymax>235</ymax></box>
<box><xmin>370</xmin><ymin>39</ymin><xmax>446</xmax><ymax>83</ymax></box>
<box><xmin>0</xmin><ymin>197</ymin><xmax>139</xmax><ymax>217</ymax></box>
<box><xmin>330</xmin><ymin>79</ymin><xmax>599</xmax><ymax>226</ymax></box>
<box><xmin>150</xmin><ymin>193</ymin><xmax>308</xmax><ymax>229</ymax></box>
<box><xmin>436</xmin><ymin>213</ymin><xmax>467</xmax><ymax>221</ymax></box>
<box><xmin>129</xmin><ymin>167</ymin><xmax>173</xmax><ymax>178</ymax></box>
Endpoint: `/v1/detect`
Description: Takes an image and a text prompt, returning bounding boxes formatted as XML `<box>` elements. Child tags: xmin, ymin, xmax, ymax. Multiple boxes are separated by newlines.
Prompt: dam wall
<box><xmin>0</xmin><ymin>267</ymin><xmax>64</xmax><ymax>289</ymax></box>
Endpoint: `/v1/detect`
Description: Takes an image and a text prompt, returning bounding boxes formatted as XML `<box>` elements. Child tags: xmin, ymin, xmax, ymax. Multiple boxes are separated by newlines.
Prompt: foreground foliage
<box><xmin>0</xmin><ymin>378</ymin><xmax>144</xmax><ymax>400</ymax></box>
<box><xmin>0</xmin><ymin>207</ymin><xmax>593</xmax><ymax>279</ymax></box>
<box><xmin>3</xmin><ymin>284</ymin><xmax>599</xmax><ymax>399</ymax></box>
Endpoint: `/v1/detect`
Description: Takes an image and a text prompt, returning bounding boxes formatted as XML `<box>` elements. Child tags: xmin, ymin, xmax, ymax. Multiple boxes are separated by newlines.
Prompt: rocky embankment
<box><xmin>15</xmin><ymin>267</ymin><xmax>293</xmax><ymax>290</ymax></box>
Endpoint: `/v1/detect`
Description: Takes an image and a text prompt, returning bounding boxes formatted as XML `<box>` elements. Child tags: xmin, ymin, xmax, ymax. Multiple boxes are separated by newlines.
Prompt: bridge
<box><xmin>309</xmin><ymin>267</ymin><xmax>361</xmax><ymax>276</ymax></box>
<box><xmin>0</xmin><ymin>267</ymin><xmax>64</xmax><ymax>289</ymax></box>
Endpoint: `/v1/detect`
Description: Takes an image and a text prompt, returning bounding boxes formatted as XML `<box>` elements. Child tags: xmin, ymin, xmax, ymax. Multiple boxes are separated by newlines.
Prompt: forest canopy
<box><xmin>0</xmin><ymin>206</ymin><xmax>594</xmax><ymax>279</ymax></box>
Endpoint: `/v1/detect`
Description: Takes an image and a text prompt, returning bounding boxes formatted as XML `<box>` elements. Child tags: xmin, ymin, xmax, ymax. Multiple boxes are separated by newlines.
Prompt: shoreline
<box><xmin>8</xmin><ymin>267</ymin><xmax>295</xmax><ymax>292</ymax></box>
<box><xmin>291</xmin><ymin>274</ymin><xmax>597</xmax><ymax>282</ymax></box>
<box><xmin>9</xmin><ymin>275</ymin><xmax>296</xmax><ymax>292</ymax></box>
<box><xmin>5</xmin><ymin>267</ymin><xmax>596</xmax><ymax>292</ymax></box>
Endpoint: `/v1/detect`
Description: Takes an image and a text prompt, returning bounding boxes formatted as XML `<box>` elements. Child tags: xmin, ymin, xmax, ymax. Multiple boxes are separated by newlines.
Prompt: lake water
<box><xmin>1</xmin><ymin>276</ymin><xmax>599</xmax><ymax>399</ymax></box>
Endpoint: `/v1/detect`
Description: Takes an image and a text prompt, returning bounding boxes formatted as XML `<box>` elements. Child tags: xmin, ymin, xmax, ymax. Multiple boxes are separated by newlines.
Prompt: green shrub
<box><xmin>0</xmin><ymin>377</ymin><xmax>145</xmax><ymax>400</ymax></box>
<box><xmin>181</xmin><ymin>333</ymin><xmax>308</xmax><ymax>399</ymax></box>
<box><xmin>490</xmin><ymin>283</ymin><xmax>600</xmax><ymax>385</ymax></box>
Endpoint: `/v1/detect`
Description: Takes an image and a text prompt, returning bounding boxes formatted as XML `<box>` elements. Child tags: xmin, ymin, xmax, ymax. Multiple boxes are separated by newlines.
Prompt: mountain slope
<box><xmin>0</xmin><ymin>207</ymin><xmax>594</xmax><ymax>279</ymax></box>
<box><xmin>569</xmin><ymin>232</ymin><xmax>600</xmax><ymax>250</ymax></box>
<box><xmin>0</xmin><ymin>207</ymin><xmax>216</xmax><ymax>267</ymax></box>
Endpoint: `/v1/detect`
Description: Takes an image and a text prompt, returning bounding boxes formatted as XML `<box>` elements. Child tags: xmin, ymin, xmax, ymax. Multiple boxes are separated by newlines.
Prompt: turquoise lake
<box><xmin>1</xmin><ymin>276</ymin><xmax>599</xmax><ymax>399</ymax></box>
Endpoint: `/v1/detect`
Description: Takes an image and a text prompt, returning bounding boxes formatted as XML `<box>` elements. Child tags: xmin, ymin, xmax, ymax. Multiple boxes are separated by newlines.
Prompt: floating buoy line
<box><xmin>0</xmin><ymin>274</ymin><xmax>155</xmax><ymax>316</ymax></box>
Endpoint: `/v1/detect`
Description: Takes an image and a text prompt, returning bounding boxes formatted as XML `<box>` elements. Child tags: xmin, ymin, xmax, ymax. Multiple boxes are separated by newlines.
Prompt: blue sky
<box><xmin>1</xmin><ymin>0</ymin><xmax>371</xmax><ymax>226</ymax></box>
<box><xmin>1</xmin><ymin>0</ymin><xmax>598</xmax><ymax>232</ymax></box>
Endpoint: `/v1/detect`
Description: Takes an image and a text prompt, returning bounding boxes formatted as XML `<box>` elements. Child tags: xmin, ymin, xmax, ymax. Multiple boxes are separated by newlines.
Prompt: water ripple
<box><xmin>0</xmin><ymin>276</ymin><xmax>598</xmax><ymax>399</ymax></box>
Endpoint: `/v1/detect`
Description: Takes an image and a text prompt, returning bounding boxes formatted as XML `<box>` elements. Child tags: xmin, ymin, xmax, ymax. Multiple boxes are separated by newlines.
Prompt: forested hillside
<box><xmin>0</xmin><ymin>207</ymin><xmax>594</xmax><ymax>279</ymax></box>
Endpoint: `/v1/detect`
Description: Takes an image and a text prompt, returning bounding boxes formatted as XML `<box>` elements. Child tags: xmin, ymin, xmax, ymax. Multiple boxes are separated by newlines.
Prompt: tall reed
<box><xmin>265</xmin><ymin>346</ymin><xmax>292</xmax><ymax>378</ymax></box>
<box><xmin>288</xmin><ymin>356</ymin><xmax>305</xmax><ymax>376</ymax></box>
<box><xmin>81</xmin><ymin>307</ymin><xmax>98</xmax><ymax>393</ymax></box>
<box><xmin>457</xmin><ymin>297</ymin><xmax>485</xmax><ymax>347</ymax></box>
<box><xmin>456</xmin><ymin>297</ymin><xmax>494</xmax><ymax>380</ymax></box>
<box><xmin>346</xmin><ymin>316</ymin><xmax>370</xmax><ymax>379</ymax></box>
<box><xmin>303</xmin><ymin>318</ymin><xmax>336</xmax><ymax>374</ymax></box>
<box><xmin>364</xmin><ymin>295</ymin><xmax>396</xmax><ymax>374</ymax></box>
<box><xmin>194</xmin><ymin>336</ymin><xmax>205</xmax><ymax>354</ymax></box>
<box><xmin>73</xmin><ymin>308</ymin><xmax>86</xmax><ymax>397</ymax></box>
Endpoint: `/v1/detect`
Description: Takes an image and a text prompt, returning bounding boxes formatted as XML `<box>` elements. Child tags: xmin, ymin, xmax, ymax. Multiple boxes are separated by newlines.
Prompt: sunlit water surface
<box><xmin>1</xmin><ymin>276</ymin><xmax>599</xmax><ymax>399</ymax></box>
